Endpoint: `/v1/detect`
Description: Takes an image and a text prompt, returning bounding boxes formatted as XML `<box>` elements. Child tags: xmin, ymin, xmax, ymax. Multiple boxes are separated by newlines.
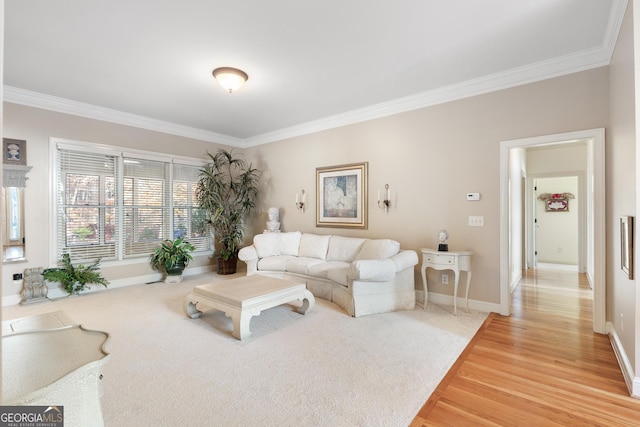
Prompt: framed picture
<box><xmin>621</xmin><ymin>216</ymin><xmax>634</xmax><ymax>279</ymax></box>
<box><xmin>545</xmin><ymin>197</ymin><xmax>569</xmax><ymax>212</ymax></box>
<box><xmin>538</xmin><ymin>192</ymin><xmax>574</xmax><ymax>212</ymax></box>
<box><xmin>3</xmin><ymin>138</ymin><xmax>27</xmax><ymax>166</ymax></box>
<box><xmin>316</xmin><ymin>162</ymin><xmax>368</xmax><ymax>229</ymax></box>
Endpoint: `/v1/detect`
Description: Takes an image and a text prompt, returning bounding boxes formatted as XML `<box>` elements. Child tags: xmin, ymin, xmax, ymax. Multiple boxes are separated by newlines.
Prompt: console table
<box><xmin>420</xmin><ymin>248</ymin><xmax>473</xmax><ymax>315</ymax></box>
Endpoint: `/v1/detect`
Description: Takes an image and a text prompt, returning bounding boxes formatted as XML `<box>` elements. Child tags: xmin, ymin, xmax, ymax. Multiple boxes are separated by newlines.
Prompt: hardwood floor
<box><xmin>411</xmin><ymin>268</ymin><xmax>640</xmax><ymax>426</ymax></box>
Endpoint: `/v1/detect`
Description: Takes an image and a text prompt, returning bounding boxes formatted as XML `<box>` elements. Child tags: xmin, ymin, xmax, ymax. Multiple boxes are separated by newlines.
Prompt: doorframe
<box><xmin>500</xmin><ymin>128</ymin><xmax>605</xmax><ymax>333</ymax></box>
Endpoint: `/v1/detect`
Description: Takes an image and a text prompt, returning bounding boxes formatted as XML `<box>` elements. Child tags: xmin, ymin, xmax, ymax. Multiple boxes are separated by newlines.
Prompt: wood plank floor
<box><xmin>411</xmin><ymin>268</ymin><xmax>640</xmax><ymax>426</ymax></box>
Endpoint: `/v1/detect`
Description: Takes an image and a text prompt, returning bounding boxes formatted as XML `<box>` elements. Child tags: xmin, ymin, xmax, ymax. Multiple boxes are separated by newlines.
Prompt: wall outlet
<box><xmin>13</xmin><ymin>273</ymin><xmax>23</xmax><ymax>280</ymax></box>
<box><xmin>442</xmin><ymin>273</ymin><xmax>449</xmax><ymax>285</ymax></box>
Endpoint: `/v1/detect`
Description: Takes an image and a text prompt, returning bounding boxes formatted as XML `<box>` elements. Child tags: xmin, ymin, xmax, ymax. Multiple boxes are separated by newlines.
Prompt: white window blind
<box><xmin>172</xmin><ymin>163</ymin><xmax>210</xmax><ymax>251</ymax></box>
<box><xmin>56</xmin><ymin>148</ymin><xmax>119</xmax><ymax>262</ymax></box>
<box><xmin>54</xmin><ymin>141</ymin><xmax>211</xmax><ymax>264</ymax></box>
<box><xmin>123</xmin><ymin>157</ymin><xmax>170</xmax><ymax>258</ymax></box>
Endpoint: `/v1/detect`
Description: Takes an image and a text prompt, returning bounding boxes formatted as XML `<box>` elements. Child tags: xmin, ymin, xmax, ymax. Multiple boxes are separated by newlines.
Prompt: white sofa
<box><xmin>238</xmin><ymin>232</ymin><xmax>418</xmax><ymax>317</ymax></box>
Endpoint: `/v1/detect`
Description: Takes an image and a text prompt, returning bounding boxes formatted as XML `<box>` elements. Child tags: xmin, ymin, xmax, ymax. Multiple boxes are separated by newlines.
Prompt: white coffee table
<box><xmin>183</xmin><ymin>275</ymin><xmax>315</xmax><ymax>340</ymax></box>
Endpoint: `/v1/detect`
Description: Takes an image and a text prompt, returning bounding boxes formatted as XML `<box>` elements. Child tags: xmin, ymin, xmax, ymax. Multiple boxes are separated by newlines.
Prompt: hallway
<box><xmin>411</xmin><ymin>269</ymin><xmax>640</xmax><ymax>426</ymax></box>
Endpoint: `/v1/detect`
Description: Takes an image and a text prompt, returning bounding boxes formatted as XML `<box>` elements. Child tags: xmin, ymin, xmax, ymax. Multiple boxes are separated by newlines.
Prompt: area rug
<box><xmin>2</xmin><ymin>274</ymin><xmax>488</xmax><ymax>426</ymax></box>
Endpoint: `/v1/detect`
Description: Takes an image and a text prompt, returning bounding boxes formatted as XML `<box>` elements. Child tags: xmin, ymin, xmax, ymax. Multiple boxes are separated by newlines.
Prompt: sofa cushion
<box><xmin>350</xmin><ymin>259</ymin><xmax>396</xmax><ymax>281</ymax></box>
<box><xmin>298</xmin><ymin>234</ymin><xmax>331</xmax><ymax>260</ymax></box>
<box><xmin>253</xmin><ymin>233</ymin><xmax>281</xmax><ymax>258</ymax></box>
<box><xmin>327</xmin><ymin>236</ymin><xmax>367</xmax><ymax>262</ymax></box>
<box><xmin>327</xmin><ymin>265</ymin><xmax>351</xmax><ymax>287</ymax></box>
<box><xmin>308</xmin><ymin>261</ymin><xmax>351</xmax><ymax>280</ymax></box>
<box><xmin>286</xmin><ymin>257</ymin><xmax>325</xmax><ymax>275</ymax></box>
<box><xmin>356</xmin><ymin>239</ymin><xmax>400</xmax><ymax>260</ymax></box>
<box><xmin>279</xmin><ymin>231</ymin><xmax>302</xmax><ymax>256</ymax></box>
<box><xmin>257</xmin><ymin>255</ymin><xmax>295</xmax><ymax>271</ymax></box>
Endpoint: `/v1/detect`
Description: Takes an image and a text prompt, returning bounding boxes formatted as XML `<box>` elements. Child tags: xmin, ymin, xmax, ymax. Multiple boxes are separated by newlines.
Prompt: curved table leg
<box><xmin>453</xmin><ymin>272</ymin><xmax>460</xmax><ymax>316</ymax></box>
<box><xmin>465</xmin><ymin>271</ymin><xmax>472</xmax><ymax>313</ymax></box>
<box><xmin>183</xmin><ymin>294</ymin><xmax>202</xmax><ymax>319</ymax></box>
<box><xmin>296</xmin><ymin>290</ymin><xmax>315</xmax><ymax>314</ymax></box>
<box><xmin>421</xmin><ymin>265</ymin><xmax>428</xmax><ymax>309</ymax></box>
<box><xmin>230</xmin><ymin>309</ymin><xmax>253</xmax><ymax>340</ymax></box>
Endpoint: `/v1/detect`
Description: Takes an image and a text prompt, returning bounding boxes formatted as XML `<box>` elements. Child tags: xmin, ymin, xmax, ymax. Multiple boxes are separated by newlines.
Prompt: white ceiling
<box><xmin>3</xmin><ymin>0</ymin><xmax>626</xmax><ymax>147</ymax></box>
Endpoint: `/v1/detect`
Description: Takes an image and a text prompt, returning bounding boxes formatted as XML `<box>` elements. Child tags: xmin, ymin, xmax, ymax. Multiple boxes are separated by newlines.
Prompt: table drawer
<box><xmin>424</xmin><ymin>254</ymin><xmax>455</xmax><ymax>265</ymax></box>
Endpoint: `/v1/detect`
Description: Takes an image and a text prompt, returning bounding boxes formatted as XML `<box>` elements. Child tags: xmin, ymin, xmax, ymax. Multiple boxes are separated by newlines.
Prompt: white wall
<box><xmin>244</xmin><ymin>67</ymin><xmax>609</xmax><ymax>310</ymax></box>
<box><xmin>2</xmin><ymin>66</ymin><xmax>610</xmax><ymax>312</ymax></box>
<box><xmin>608</xmin><ymin>0</ymin><xmax>638</xmax><ymax>396</ymax></box>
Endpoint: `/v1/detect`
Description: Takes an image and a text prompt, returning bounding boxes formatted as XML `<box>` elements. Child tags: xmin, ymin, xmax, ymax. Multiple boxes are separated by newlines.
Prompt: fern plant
<box><xmin>43</xmin><ymin>253</ymin><xmax>109</xmax><ymax>295</ymax></box>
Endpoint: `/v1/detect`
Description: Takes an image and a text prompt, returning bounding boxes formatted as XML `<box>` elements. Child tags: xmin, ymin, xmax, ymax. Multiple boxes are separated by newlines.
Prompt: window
<box><xmin>54</xmin><ymin>139</ymin><xmax>209</xmax><ymax>263</ymax></box>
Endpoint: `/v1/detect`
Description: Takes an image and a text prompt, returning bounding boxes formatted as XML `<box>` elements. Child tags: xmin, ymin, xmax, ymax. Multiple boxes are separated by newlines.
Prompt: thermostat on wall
<box><xmin>466</xmin><ymin>193</ymin><xmax>480</xmax><ymax>201</ymax></box>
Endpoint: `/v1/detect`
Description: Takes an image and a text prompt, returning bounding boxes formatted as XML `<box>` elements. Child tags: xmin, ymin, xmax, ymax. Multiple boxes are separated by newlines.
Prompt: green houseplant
<box><xmin>150</xmin><ymin>237</ymin><xmax>196</xmax><ymax>282</ymax></box>
<box><xmin>196</xmin><ymin>149</ymin><xmax>260</xmax><ymax>274</ymax></box>
<box><xmin>43</xmin><ymin>253</ymin><xmax>109</xmax><ymax>295</ymax></box>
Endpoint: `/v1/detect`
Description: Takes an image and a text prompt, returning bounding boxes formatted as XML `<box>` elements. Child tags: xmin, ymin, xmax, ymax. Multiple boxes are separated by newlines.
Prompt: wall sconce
<box><xmin>377</xmin><ymin>184</ymin><xmax>391</xmax><ymax>212</ymax></box>
<box><xmin>296</xmin><ymin>189</ymin><xmax>306</xmax><ymax>212</ymax></box>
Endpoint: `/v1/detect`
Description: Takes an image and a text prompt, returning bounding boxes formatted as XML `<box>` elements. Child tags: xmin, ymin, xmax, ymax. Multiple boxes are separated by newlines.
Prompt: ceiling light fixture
<box><xmin>212</xmin><ymin>67</ymin><xmax>248</xmax><ymax>93</ymax></box>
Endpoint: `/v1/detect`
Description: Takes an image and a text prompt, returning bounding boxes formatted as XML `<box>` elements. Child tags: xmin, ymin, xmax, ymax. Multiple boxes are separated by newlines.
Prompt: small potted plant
<box><xmin>149</xmin><ymin>237</ymin><xmax>196</xmax><ymax>283</ymax></box>
<box><xmin>43</xmin><ymin>253</ymin><xmax>109</xmax><ymax>295</ymax></box>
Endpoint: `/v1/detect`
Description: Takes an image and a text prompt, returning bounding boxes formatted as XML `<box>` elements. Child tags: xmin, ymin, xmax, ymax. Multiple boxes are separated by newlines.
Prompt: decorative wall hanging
<box><xmin>538</xmin><ymin>192</ymin><xmax>575</xmax><ymax>212</ymax></box>
<box><xmin>3</xmin><ymin>138</ymin><xmax>27</xmax><ymax>166</ymax></box>
<box><xmin>316</xmin><ymin>162</ymin><xmax>368</xmax><ymax>229</ymax></box>
<box><xmin>620</xmin><ymin>216</ymin><xmax>634</xmax><ymax>279</ymax></box>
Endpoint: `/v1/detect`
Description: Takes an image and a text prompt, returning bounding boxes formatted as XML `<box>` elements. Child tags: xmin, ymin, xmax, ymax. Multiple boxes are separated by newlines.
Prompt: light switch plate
<box><xmin>466</xmin><ymin>193</ymin><xmax>480</xmax><ymax>201</ymax></box>
<box><xmin>469</xmin><ymin>216</ymin><xmax>484</xmax><ymax>226</ymax></box>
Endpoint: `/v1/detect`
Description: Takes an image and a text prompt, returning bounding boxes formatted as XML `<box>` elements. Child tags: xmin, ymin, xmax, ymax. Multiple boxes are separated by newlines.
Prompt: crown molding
<box><xmin>3</xmin><ymin>86</ymin><xmax>242</xmax><ymax>147</ymax></box>
<box><xmin>241</xmin><ymin>45</ymin><xmax>612</xmax><ymax>147</ymax></box>
<box><xmin>4</xmin><ymin>0</ymin><xmax>624</xmax><ymax>150</ymax></box>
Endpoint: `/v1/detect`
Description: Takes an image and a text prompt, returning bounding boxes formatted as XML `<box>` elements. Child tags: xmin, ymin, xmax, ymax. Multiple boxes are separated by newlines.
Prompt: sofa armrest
<box><xmin>238</xmin><ymin>245</ymin><xmax>258</xmax><ymax>274</ymax></box>
<box><xmin>350</xmin><ymin>259</ymin><xmax>396</xmax><ymax>282</ymax></box>
<box><xmin>238</xmin><ymin>245</ymin><xmax>257</xmax><ymax>261</ymax></box>
<box><xmin>391</xmin><ymin>250</ymin><xmax>419</xmax><ymax>272</ymax></box>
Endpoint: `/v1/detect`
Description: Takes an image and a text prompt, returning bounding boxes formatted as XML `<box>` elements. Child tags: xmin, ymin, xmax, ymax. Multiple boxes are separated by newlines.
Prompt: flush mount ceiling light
<box><xmin>212</xmin><ymin>67</ymin><xmax>248</xmax><ymax>93</ymax></box>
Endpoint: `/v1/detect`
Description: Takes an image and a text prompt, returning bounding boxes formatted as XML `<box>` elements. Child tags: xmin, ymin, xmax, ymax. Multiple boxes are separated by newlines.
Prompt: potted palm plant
<box><xmin>43</xmin><ymin>253</ymin><xmax>109</xmax><ymax>295</ymax></box>
<box><xmin>150</xmin><ymin>237</ymin><xmax>196</xmax><ymax>283</ymax></box>
<box><xmin>196</xmin><ymin>149</ymin><xmax>260</xmax><ymax>274</ymax></box>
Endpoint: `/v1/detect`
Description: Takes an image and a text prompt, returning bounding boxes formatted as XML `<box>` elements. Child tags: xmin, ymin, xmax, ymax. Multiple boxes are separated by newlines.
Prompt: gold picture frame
<box><xmin>621</xmin><ymin>216</ymin><xmax>634</xmax><ymax>279</ymax></box>
<box><xmin>316</xmin><ymin>162</ymin><xmax>368</xmax><ymax>229</ymax></box>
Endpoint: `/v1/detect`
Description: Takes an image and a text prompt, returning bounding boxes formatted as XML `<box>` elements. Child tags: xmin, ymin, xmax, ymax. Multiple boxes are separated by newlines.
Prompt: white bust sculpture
<box><xmin>438</xmin><ymin>229</ymin><xmax>449</xmax><ymax>252</ymax></box>
<box><xmin>265</xmin><ymin>207</ymin><xmax>281</xmax><ymax>232</ymax></box>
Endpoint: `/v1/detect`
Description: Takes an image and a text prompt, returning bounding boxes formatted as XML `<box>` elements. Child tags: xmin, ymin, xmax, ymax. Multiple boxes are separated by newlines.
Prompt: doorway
<box><xmin>533</xmin><ymin>175</ymin><xmax>580</xmax><ymax>271</ymax></box>
<box><xmin>500</xmin><ymin>128</ymin><xmax>605</xmax><ymax>333</ymax></box>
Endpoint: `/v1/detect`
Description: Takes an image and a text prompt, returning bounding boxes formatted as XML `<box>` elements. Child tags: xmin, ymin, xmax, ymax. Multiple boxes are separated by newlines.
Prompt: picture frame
<box><xmin>3</xmin><ymin>138</ymin><xmax>27</xmax><ymax>166</ymax></box>
<box><xmin>316</xmin><ymin>162</ymin><xmax>368</xmax><ymax>229</ymax></box>
<box><xmin>620</xmin><ymin>216</ymin><xmax>634</xmax><ymax>279</ymax></box>
<box><xmin>545</xmin><ymin>197</ymin><xmax>569</xmax><ymax>212</ymax></box>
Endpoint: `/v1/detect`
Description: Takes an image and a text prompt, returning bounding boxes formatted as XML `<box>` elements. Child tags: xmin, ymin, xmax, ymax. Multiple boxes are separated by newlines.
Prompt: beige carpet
<box><xmin>3</xmin><ymin>273</ymin><xmax>488</xmax><ymax>427</ymax></box>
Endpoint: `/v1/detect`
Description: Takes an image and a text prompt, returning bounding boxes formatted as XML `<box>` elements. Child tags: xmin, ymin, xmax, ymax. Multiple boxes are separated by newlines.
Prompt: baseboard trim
<box><xmin>606</xmin><ymin>321</ymin><xmax>640</xmax><ymax>398</ymax></box>
<box><xmin>2</xmin><ymin>265</ymin><xmax>217</xmax><ymax>307</ymax></box>
<box><xmin>415</xmin><ymin>290</ymin><xmax>500</xmax><ymax>314</ymax></box>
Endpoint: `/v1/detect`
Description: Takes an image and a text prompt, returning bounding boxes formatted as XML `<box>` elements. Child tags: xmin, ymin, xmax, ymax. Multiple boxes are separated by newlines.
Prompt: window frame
<box><xmin>50</xmin><ymin>137</ymin><xmax>211</xmax><ymax>266</ymax></box>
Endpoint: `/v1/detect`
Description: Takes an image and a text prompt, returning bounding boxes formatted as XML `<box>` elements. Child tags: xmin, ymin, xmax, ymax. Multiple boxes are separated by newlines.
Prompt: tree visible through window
<box><xmin>55</xmin><ymin>141</ymin><xmax>209</xmax><ymax>263</ymax></box>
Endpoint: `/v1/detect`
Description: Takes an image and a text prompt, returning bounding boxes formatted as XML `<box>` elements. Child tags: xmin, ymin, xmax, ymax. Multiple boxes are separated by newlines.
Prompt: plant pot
<box><xmin>217</xmin><ymin>257</ymin><xmax>238</xmax><ymax>275</ymax></box>
<box><xmin>164</xmin><ymin>261</ymin><xmax>185</xmax><ymax>283</ymax></box>
<box><xmin>165</xmin><ymin>262</ymin><xmax>185</xmax><ymax>277</ymax></box>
